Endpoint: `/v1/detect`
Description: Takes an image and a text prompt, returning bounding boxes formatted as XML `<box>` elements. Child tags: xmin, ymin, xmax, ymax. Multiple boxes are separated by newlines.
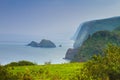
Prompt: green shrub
<box><xmin>73</xmin><ymin>44</ymin><xmax>120</xmax><ymax>80</ymax></box>
<box><xmin>0</xmin><ymin>65</ymin><xmax>18</xmax><ymax>80</ymax></box>
<box><xmin>5</xmin><ymin>60</ymin><xmax>37</xmax><ymax>66</ymax></box>
<box><xmin>22</xmin><ymin>73</ymin><xmax>34</xmax><ymax>80</ymax></box>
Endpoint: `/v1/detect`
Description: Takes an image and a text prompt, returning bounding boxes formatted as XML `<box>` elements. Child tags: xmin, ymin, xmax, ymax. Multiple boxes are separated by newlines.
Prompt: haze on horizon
<box><xmin>0</xmin><ymin>0</ymin><xmax>120</xmax><ymax>42</ymax></box>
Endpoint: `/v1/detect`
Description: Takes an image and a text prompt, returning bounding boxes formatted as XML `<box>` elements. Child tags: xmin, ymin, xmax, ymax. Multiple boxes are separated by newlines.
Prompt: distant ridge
<box><xmin>73</xmin><ymin>16</ymin><xmax>120</xmax><ymax>48</ymax></box>
<box><xmin>65</xmin><ymin>16</ymin><xmax>120</xmax><ymax>61</ymax></box>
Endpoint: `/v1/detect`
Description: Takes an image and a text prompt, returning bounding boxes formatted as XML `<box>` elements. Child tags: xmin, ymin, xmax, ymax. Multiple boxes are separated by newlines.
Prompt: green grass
<box><xmin>8</xmin><ymin>62</ymin><xmax>84</xmax><ymax>80</ymax></box>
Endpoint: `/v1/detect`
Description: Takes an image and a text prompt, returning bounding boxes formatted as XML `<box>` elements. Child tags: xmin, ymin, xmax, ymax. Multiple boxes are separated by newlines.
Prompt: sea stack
<box><xmin>27</xmin><ymin>39</ymin><xmax>56</xmax><ymax>48</ymax></box>
<box><xmin>27</xmin><ymin>41</ymin><xmax>39</xmax><ymax>47</ymax></box>
<box><xmin>39</xmin><ymin>39</ymin><xmax>56</xmax><ymax>48</ymax></box>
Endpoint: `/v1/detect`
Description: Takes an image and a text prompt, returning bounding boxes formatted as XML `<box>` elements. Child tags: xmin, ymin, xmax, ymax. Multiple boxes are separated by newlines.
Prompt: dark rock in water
<box><xmin>39</xmin><ymin>39</ymin><xmax>56</xmax><ymax>48</ymax></box>
<box><xmin>27</xmin><ymin>41</ymin><xmax>39</xmax><ymax>47</ymax></box>
<box><xmin>65</xmin><ymin>48</ymin><xmax>78</xmax><ymax>60</ymax></box>
<box><xmin>59</xmin><ymin>45</ymin><xmax>62</xmax><ymax>47</ymax></box>
<box><xmin>27</xmin><ymin>39</ymin><xmax>56</xmax><ymax>48</ymax></box>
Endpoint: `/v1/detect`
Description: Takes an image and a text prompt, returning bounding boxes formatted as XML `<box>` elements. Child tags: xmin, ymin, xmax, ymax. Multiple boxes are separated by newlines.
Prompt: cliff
<box><xmin>65</xmin><ymin>48</ymin><xmax>78</xmax><ymax>60</ymax></box>
<box><xmin>65</xmin><ymin>16</ymin><xmax>120</xmax><ymax>60</ymax></box>
<box><xmin>74</xmin><ymin>16</ymin><xmax>120</xmax><ymax>48</ymax></box>
<box><xmin>73</xmin><ymin>29</ymin><xmax>120</xmax><ymax>61</ymax></box>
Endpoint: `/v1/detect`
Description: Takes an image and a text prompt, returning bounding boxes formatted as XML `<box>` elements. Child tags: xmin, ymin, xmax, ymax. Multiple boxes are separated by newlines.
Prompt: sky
<box><xmin>0</xmin><ymin>0</ymin><xmax>120</xmax><ymax>42</ymax></box>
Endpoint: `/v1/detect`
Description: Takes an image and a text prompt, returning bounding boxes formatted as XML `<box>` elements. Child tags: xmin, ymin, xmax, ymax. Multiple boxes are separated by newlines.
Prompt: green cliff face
<box><xmin>74</xmin><ymin>16</ymin><xmax>120</xmax><ymax>48</ymax></box>
<box><xmin>72</xmin><ymin>26</ymin><xmax>120</xmax><ymax>62</ymax></box>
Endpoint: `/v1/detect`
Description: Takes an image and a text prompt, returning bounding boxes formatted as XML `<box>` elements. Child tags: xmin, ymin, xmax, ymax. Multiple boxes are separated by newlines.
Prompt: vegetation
<box><xmin>73</xmin><ymin>26</ymin><xmax>120</xmax><ymax>61</ymax></box>
<box><xmin>72</xmin><ymin>44</ymin><xmax>120</xmax><ymax>80</ymax></box>
<box><xmin>1</xmin><ymin>44</ymin><xmax>120</xmax><ymax>80</ymax></box>
<box><xmin>1</xmin><ymin>26</ymin><xmax>120</xmax><ymax>79</ymax></box>
<box><xmin>0</xmin><ymin>63</ymin><xmax>84</xmax><ymax>80</ymax></box>
<box><xmin>0</xmin><ymin>65</ymin><xmax>18</xmax><ymax>80</ymax></box>
<box><xmin>5</xmin><ymin>60</ymin><xmax>37</xmax><ymax>67</ymax></box>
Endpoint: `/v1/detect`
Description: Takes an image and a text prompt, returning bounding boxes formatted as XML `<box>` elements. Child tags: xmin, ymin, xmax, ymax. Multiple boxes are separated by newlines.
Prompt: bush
<box><xmin>0</xmin><ymin>65</ymin><xmax>18</xmax><ymax>80</ymax></box>
<box><xmin>5</xmin><ymin>60</ymin><xmax>37</xmax><ymax>66</ymax></box>
<box><xmin>73</xmin><ymin>44</ymin><xmax>120</xmax><ymax>80</ymax></box>
<box><xmin>22</xmin><ymin>73</ymin><xmax>34</xmax><ymax>80</ymax></box>
<box><xmin>18</xmin><ymin>60</ymin><xmax>36</xmax><ymax>66</ymax></box>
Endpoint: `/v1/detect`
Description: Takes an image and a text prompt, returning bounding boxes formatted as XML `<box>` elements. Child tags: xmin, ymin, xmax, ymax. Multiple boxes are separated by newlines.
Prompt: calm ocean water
<box><xmin>0</xmin><ymin>40</ymin><xmax>73</xmax><ymax>65</ymax></box>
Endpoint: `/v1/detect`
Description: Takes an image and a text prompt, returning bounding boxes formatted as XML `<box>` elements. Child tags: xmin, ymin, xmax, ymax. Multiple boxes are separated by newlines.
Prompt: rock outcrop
<box><xmin>39</xmin><ymin>39</ymin><xmax>56</xmax><ymax>48</ymax></box>
<box><xmin>27</xmin><ymin>41</ymin><xmax>39</xmax><ymax>47</ymax></box>
<box><xmin>27</xmin><ymin>39</ymin><xmax>56</xmax><ymax>48</ymax></box>
<box><xmin>65</xmin><ymin>16</ymin><xmax>120</xmax><ymax>60</ymax></box>
<box><xmin>59</xmin><ymin>45</ymin><xmax>62</xmax><ymax>47</ymax></box>
<box><xmin>65</xmin><ymin>48</ymin><xmax>78</xmax><ymax>60</ymax></box>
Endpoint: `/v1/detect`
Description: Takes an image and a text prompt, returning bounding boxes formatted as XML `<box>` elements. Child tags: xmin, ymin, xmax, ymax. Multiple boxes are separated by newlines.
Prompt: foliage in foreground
<box><xmin>73</xmin><ymin>44</ymin><xmax>120</xmax><ymax>80</ymax></box>
<box><xmin>0</xmin><ymin>65</ymin><xmax>18</xmax><ymax>80</ymax></box>
<box><xmin>1</xmin><ymin>63</ymin><xmax>84</xmax><ymax>80</ymax></box>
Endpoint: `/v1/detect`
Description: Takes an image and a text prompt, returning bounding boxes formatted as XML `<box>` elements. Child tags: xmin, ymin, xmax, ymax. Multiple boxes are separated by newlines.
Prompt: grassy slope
<box><xmin>9</xmin><ymin>63</ymin><xmax>84</xmax><ymax>80</ymax></box>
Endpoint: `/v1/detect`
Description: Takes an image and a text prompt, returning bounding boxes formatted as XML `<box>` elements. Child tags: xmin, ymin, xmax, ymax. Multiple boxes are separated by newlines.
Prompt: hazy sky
<box><xmin>0</xmin><ymin>0</ymin><xmax>120</xmax><ymax>42</ymax></box>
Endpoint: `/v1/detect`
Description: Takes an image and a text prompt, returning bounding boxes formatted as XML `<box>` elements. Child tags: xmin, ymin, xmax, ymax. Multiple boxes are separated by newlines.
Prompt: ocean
<box><xmin>0</xmin><ymin>40</ymin><xmax>73</xmax><ymax>65</ymax></box>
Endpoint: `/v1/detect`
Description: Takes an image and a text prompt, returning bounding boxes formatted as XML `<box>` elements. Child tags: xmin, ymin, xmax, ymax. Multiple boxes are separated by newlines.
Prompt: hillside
<box><xmin>65</xmin><ymin>16</ymin><xmax>120</xmax><ymax>61</ymax></box>
<box><xmin>72</xmin><ymin>26</ymin><xmax>120</xmax><ymax>62</ymax></box>
<box><xmin>73</xmin><ymin>16</ymin><xmax>120</xmax><ymax>48</ymax></box>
